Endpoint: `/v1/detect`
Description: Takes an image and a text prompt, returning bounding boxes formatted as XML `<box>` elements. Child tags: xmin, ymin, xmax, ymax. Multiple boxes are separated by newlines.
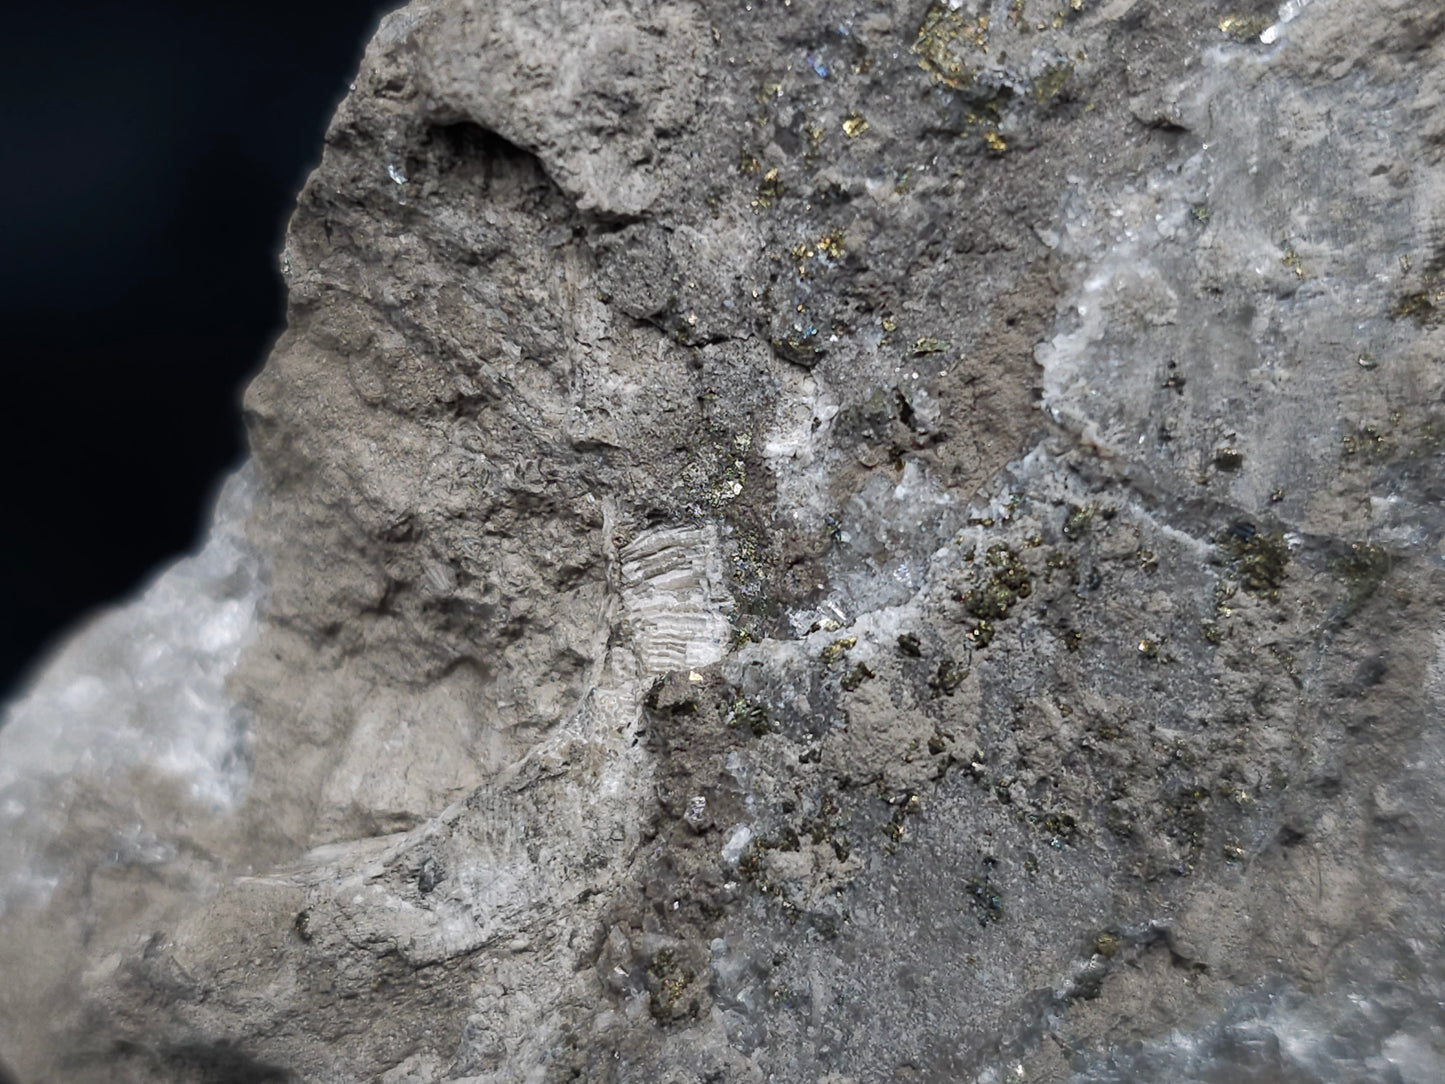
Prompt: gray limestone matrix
<box><xmin>3</xmin><ymin>1</ymin><xmax>1444</xmax><ymax>1081</ymax></box>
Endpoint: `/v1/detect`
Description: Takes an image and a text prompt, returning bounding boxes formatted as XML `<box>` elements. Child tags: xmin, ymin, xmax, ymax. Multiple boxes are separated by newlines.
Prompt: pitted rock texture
<box><xmin>3</xmin><ymin>0</ymin><xmax>1445</xmax><ymax>1081</ymax></box>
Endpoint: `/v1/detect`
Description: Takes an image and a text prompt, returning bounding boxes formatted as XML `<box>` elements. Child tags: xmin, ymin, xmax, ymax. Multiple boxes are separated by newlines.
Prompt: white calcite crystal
<box><xmin>0</xmin><ymin>466</ymin><xmax>261</xmax><ymax>913</ymax></box>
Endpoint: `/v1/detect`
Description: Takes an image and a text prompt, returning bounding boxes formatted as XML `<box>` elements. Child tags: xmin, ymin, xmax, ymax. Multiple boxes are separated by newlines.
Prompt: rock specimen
<box><xmin>4</xmin><ymin>0</ymin><xmax>1445</xmax><ymax>1080</ymax></box>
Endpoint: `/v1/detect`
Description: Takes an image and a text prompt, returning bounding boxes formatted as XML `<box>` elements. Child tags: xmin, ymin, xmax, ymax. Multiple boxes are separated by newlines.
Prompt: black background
<box><xmin>1</xmin><ymin>2</ymin><xmax>399</xmax><ymax>701</ymax></box>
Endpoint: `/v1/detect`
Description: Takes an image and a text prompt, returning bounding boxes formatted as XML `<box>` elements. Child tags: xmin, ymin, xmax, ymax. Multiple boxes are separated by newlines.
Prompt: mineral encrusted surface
<box><xmin>4</xmin><ymin>0</ymin><xmax>1445</xmax><ymax>1080</ymax></box>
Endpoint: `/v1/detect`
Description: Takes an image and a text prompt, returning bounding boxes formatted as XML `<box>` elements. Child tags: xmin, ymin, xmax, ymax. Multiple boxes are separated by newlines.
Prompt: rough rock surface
<box><xmin>4</xmin><ymin>0</ymin><xmax>1445</xmax><ymax>1080</ymax></box>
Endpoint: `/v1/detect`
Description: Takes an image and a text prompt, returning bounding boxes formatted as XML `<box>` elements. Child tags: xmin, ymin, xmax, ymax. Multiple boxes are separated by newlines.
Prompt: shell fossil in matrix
<box><xmin>3</xmin><ymin>0</ymin><xmax>1445</xmax><ymax>1081</ymax></box>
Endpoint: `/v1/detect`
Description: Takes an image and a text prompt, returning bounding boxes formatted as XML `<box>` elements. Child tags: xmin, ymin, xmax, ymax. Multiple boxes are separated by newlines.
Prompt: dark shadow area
<box><xmin>65</xmin><ymin>1040</ymin><xmax>297</xmax><ymax>1084</ymax></box>
<box><xmin>0</xmin><ymin>0</ymin><xmax>402</xmax><ymax>702</ymax></box>
<box><xmin>163</xmin><ymin>1042</ymin><xmax>297</xmax><ymax>1084</ymax></box>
